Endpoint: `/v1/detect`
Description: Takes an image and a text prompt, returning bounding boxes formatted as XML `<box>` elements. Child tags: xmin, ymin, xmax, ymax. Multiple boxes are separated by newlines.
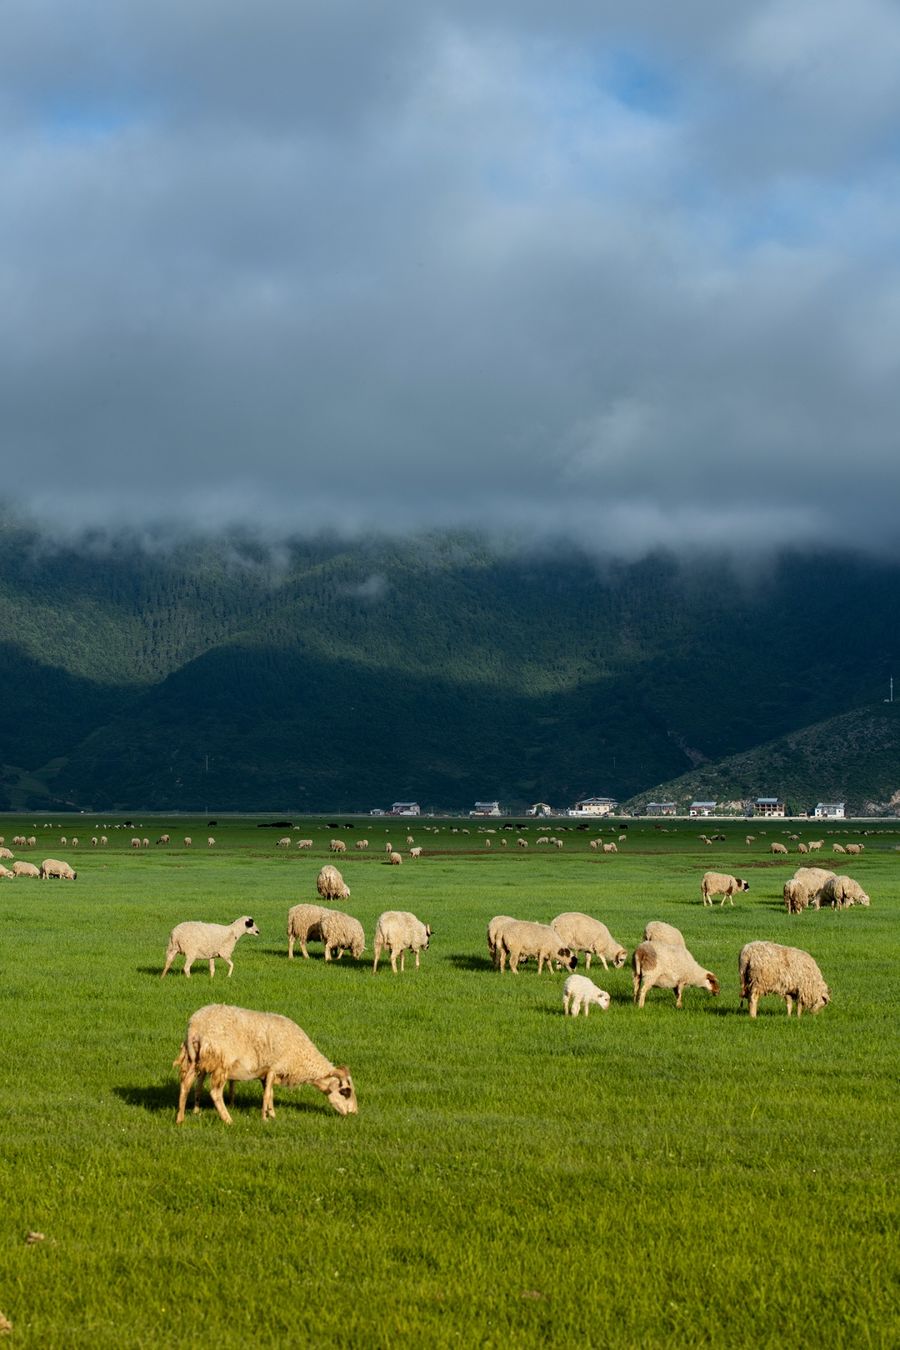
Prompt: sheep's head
<box><xmin>612</xmin><ymin>947</ymin><xmax>627</xmax><ymax>968</ymax></box>
<box><xmin>809</xmin><ymin>986</ymin><xmax>831</xmax><ymax>1014</ymax></box>
<box><xmin>317</xmin><ymin>1068</ymin><xmax>358</xmax><ymax>1116</ymax></box>
<box><xmin>595</xmin><ymin>989</ymin><xmax>611</xmax><ymax>1011</ymax></box>
<box><xmin>351</xmin><ymin>936</ymin><xmax>365</xmax><ymax>959</ymax></box>
<box><xmin>705</xmin><ymin>972</ymin><xmax>720</xmax><ymax>995</ymax></box>
<box><xmin>738</xmin><ymin>879</ymin><xmax>750</xmax><ymax>891</ymax></box>
<box><xmin>242</xmin><ymin>917</ymin><xmax>260</xmax><ymax>936</ymax></box>
<box><xmin>559</xmin><ymin>948</ymin><xmax>578</xmax><ymax>971</ymax></box>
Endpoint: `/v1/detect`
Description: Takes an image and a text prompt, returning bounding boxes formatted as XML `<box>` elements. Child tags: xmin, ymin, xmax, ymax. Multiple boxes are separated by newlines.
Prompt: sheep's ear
<box><xmin>245</xmin><ymin>917</ymin><xmax>255</xmax><ymax>927</ymax></box>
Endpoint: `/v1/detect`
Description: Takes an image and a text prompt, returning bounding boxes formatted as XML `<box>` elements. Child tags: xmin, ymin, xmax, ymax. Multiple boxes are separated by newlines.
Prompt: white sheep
<box><xmin>601</xmin><ymin>842</ymin><xmax>618</xmax><ymax>854</ymax></box>
<box><xmin>844</xmin><ymin>843</ymin><xmax>863</xmax><ymax>855</ymax></box>
<box><xmin>409</xmin><ymin>846</ymin><xmax>422</xmax><ymax>858</ymax></box>
<box><xmin>174</xmin><ymin>1003</ymin><xmax>357</xmax><ymax>1124</ymax></box>
<box><xmin>738</xmin><ymin>941</ymin><xmax>830</xmax><ymax>1018</ymax></box>
<box><xmin>487</xmin><ymin>915</ymin><xmax>516</xmax><ymax>968</ymax></box>
<box><xmin>39</xmin><ymin>858</ymin><xmax>76</xmax><ymax>880</ymax></box>
<box><xmin>330</xmin><ymin>839</ymin><xmax>347</xmax><ymax>854</ymax></box>
<box><xmin>131</xmin><ymin>837</ymin><xmax>141</xmax><ymax>849</ymax></box>
<box><xmin>91</xmin><ymin>836</ymin><xmax>98</xmax><ymax>847</ymax></box>
<box><xmin>100</xmin><ymin>836</ymin><xmax>108</xmax><ymax>847</ymax></box>
<box><xmin>632</xmin><ymin>941</ymin><xmax>720</xmax><ymax>1009</ymax></box>
<box><xmin>161</xmin><ymin>915</ymin><xmax>259</xmax><ymax>978</ymax></box>
<box><xmin>317</xmin><ymin>864</ymin><xmax>350</xmax><ymax>902</ymax></box>
<box><xmin>642</xmin><ymin>920</ymin><xmax>686</xmax><ymax>947</ymax></box>
<box><xmin>817</xmin><ymin>875</ymin><xmax>870</xmax><ymax>910</ymax></box>
<box><xmin>388</xmin><ymin>851</ymin><xmax>403</xmax><ymax>865</ymax></box>
<box><xmin>277</xmin><ymin>836</ymin><xmax>292</xmax><ymax>848</ymax></box>
<box><xmin>183</xmin><ymin>837</ymin><xmax>193</xmax><ymax>847</ymax></box>
<box><xmin>297</xmin><ymin>839</ymin><xmax>313</xmax><ymax>849</ymax></box>
<box><xmin>26</xmin><ymin>836</ymin><xmax>36</xmax><ymax>848</ymax></box>
<box><xmin>0</xmin><ymin>864</ymin><xmax>14</xmax><ymax>879</ymax></box>
<box><xmin>12</xmin><ymin>861</ymin><xmax>40</xmax><ymax>878</ymax></box>
<box><xmin>354</xmin><ymin>839</ymin><xmax>369</xmax><ymax>850</ymax></box>
<box><xmin>808</xmin><ymin>840</ymin><xmax>823</xmax><ymax>852</ymax></box>
<box><xmin>745</xmin><ymin>836</ymin><xmax>755</xmax><ymax>845</ymax></box>
<box><xmin>498</xmin><ymin>920</ymin><xmax>577</xmax><ymax>975</ymax></box>
<box><xmin>551</xmin><ymin>913</ymin><xmax>627</xmax><ymax>971</ymax></box>
<box><xmin>157</xmin><ymin>834</ymin><xmax>170</xmax><ymax>845</ymax></box>
<box><xmin>517</xmin><ymin>838</ymin><xmax>528</xmax><ymax>848</ymax></box>
<box><xmin>406</xmin><ymin>835</ymin><xmax>415</xmax><ymax>846</ymax></box>
<box><xmin>319</xmin><ymin>910</ymin><xmax>366</xmax><ymax>961</ymax></box>
<box><xmin>372</xmin><ymin>911</ymin><xmax>431</xmax><ymax>973</ymax></box>
<box><xmin>700</xmin><ymin>871</ymin><xmax>750</xmax><ymax>906</ymax></box>
<box><xmin>769</xmin><ymin>842</ymin><xmax>788</xmax><ymax>855</ymax></box>
<box><xmin>797</xmin><ymin>842</ymin><xmax>808</xmax><ymax>854</ymax></box>
<box><xmin>385</xmin><ymin>842</ymin><xmax>393</xmax><ymax>853</ymax></box>
<box><xmin>207</xmin><ymin>837</ymin><xmax>215</xmax><ymax>847</ymax></box>
<box><xmin>287</xmin><ymin>904</ymin><xmax>331</xmax><ymax>959</ymax></box>
<box><xmin>0</xmin><ymin>848</ymin><xmax>13</xmax><ymax>860</ymax></box>
<box><xmin>562</xmin><ymin>973</ymin><xmax>611</xmax><ymax>1017</ymax></box>
<box><xmin>832</xmin><ymin>842</ymin><xmax>846</xmax><ymax>854</ymax></box>
<box><xmin>783</xmin><ymin>867</ymin><xmax>835</xmax><ymax>914</ymax></box>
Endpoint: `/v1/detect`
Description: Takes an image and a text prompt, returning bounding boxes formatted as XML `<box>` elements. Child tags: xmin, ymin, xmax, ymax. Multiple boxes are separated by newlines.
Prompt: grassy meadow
<box><xmin>0</xmin><ymin>815</ymin><xmax>897</xmax><ymax>1348</ymax></box>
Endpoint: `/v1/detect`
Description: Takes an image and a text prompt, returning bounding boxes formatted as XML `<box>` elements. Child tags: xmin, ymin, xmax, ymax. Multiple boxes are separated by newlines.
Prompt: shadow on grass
<box><xmin>448</xmin><ymin>953</ymin><xmax>494</xmax><ymax>972</ymax></box>
<box><xmin>113</xmin><ymin>1084</ymin><xmax>175</xmax><ymax>1113</ymax></box>
<box><xmin>113</xmin><ymin>1084</ymin><xmax>327</xmax><ymax>1116</ymax></box>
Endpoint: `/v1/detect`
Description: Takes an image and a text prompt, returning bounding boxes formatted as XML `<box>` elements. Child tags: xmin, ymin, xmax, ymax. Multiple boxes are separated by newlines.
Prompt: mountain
<box><xmin>0</xmin><ymin>520</ymin><xmax>897</xmax><ymax>811</ymax></box>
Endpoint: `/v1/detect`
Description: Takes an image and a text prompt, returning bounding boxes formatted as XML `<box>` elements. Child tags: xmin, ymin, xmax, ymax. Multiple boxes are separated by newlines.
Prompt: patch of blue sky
<box><xmin>602</xmin><ymin>46</ymin><xmax>678</xmax><ymax>119</ymax></box>
<box><xmin>40</xmin><ymin>97</ymin><xmax>145</xmax><ymax>142</ymax></box>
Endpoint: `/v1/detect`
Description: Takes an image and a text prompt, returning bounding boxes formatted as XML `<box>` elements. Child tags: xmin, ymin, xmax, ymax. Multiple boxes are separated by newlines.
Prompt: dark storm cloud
<box><xmin>2</xmin><ymin>2</ymin><xmax>899</xmax><ymax>555</ymax></box>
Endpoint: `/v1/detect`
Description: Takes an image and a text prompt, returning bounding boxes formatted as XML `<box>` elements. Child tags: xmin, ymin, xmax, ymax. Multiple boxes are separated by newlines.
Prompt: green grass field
<box><xmin>0</xmin><ymin>816</ymin><xmax>897</xmax><ymax>1348</ymax></box>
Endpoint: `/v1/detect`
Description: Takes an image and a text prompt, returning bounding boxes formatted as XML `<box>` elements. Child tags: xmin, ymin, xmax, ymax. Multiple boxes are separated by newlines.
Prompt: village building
<box><xmin>390</xmin><ymin>802</ymin><xmax>421</xmax><ymax>816</ymax></box>
<box><xmin>569</xmin><ymin>796</ymin><xmax>618</xmax><ymax>817</ymax></box>
<box><xmin>645</xmin><ymin>802</ymin><xmax>677</xmax><ymax>816</ymax></box>
<box><xmin>813</xmin><ymin>801</ymin><xmax>846</xmax><ymax>819</ymax></box>
<box><xmin>689</xmin><ymin>801</ymin><xmax>717</xmax><ymax>817</ymax></box>
<box><xmin>752</xmin><ymin>797</ymin><xmax>785</xmax><ymax>818</ymax></box>
<box><xmin>526</xmin><ymin>802</ymin><xmax>556</xmax><ymax>817</ymax></box>
<box><xmin>470</xmin><ymin>801</ymin><xmax>502</xmax><ymax>816</ymax></box>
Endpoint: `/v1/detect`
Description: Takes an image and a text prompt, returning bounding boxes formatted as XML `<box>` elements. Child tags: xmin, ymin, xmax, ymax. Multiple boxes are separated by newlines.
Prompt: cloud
<box><xmin>1</xmin><ymin>2</ymin><xmax>898</xmax><ymax>556</ymax></box>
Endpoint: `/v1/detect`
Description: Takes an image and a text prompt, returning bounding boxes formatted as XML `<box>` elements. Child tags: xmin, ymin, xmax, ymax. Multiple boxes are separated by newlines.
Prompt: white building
<box><xmin>570</xmin><ymin>797</ymin><xmax>618</xmax><ymax>817</ymax></box>
<box><xmin>390</xmin><ymin>802</ymin><xmax>421</xmax><ymax>816</ymax></box>
<box><xmin>646</xmin><ymin>802</ymin><xmax>677</xmax><ymax>816</ymax></box>
<box><xmin>526</xmin><ymin>802</ymin><xmax>555</xmax><ymax>817</ymax></box>
<box><xmin>753</xmin><ymin>797</ymin><xmax>785</xmax><ymax>818</ymax></box>
<box><xmin>470</xmin><ymin>801</ymin><xmax>502</xmax><ymax>816</ymax></box>
<box><xmin>689</xmin><ymin>801</ymin><xmax>717</xmax><ymax>818</ymax></box>
<box><xmin>814</xmin><ymin>802</ymin><xmax>845</xmax><ymax>819</ymax></box>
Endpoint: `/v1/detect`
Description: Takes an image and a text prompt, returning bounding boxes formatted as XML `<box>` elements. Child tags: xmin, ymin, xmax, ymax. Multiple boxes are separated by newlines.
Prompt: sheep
<box><xmin>317</xmin><ymin>864</ymin><xmax>350</xmax><ymax>902</ymax></box>
<box><xmin>769</xmin><ymin>841</ymin><xmax>788</xmax><ymax>855</ymax></box>
<box><xmin>160</xmin><ymin>916</ymin><xmax>259</xmax><ymax>978</ymax></box>
<box><xmin>131</xmin><ymin>837</ymin><xmax>142</xmax><ymax>849</ymax></box>
<box><xmin>406</xmin><ymin>835</ymin><xmax>415</xmax><ymax>846</ymax></box>
<box><xmin>354</xmin><ymin>839</ymin><xmax>369</xmax><ymax>850</ymax></box>
<box><xmin>498</xmin><ymin>920</ymin><xmax>577</xmax><ymax>975</ymax></box>
<box><xmin>12</xmin><ymin>861</ymin><xmax>41</xmax><ymax>878</ymax></box>
<box><xmin>797</xmin><ymin>842</ymin><xmax>808</xmax><ymax>854</ymax></box>
<box><xmin>174</xmin><ymin>1003</ymin><xmax>357</xmax><ymax>1124</ymax></box>
<box><xmin>807</xmin><ymin>840</ymin><xmax>823</xmax><ymax>852</ymax></box>
<box><xmin>385</xmin><ymin>842</ymin><xmax>393</xmax><ymax>853</ymax></box>
<box><xmin>100</xmin><ymin>835</ymin><xmax>108</xmax><ymax>846</ymax></box>
<box><xmin>554</xmin><ymin>839</ymin><xmax>563</xmax><ymax>849</ymax></box>
<box><xmin>832</xmin><ymin>842</ymin><xmax>846</xmax><ymax>854</ymax></box>
<box><xmin>484</xmin><ymin>838</ymin><xmax>491</xmax><ymax>848</ymax></box>
<box><xmin>59</xmin><ymin>837</ymin><xmax>67</xmax><ymax>846</ymax></box>
<box><xmin>517</xmin><ymin>838</ymin><xmax>528</xmax><ymax>848</ymax></box>
<box><xmin>562</xmin><ymin>974</ymin><xmax>611</xmax><ymax>1017</ymax></box>
<box><xmin>818</xmin><ymin>875</ymin><xmax>870</xmax><ymax>910</ymax></box>
<box><xmin>388</xmin><ymin>851</ymin><xmax>403</xmax><ymax>865</ymax></box>
<box><xmin>0</xmin><ymin>848</ymin><xmax>13</xmax><ymax>860</ymax></box>
<box><xmin>183</xmin><ymin>837</ymin><xmax>193</xmax><ymax>847</ymax></box>
<box><xmin>632</xmin><ymin>941</ymin><xmax>719</xmax><ymax>1009</ymax></box>
<box><xmin>551</xmin><ymin>912</ymin><xmax>627</xmax><ymax>971</ymax></box>
<box><xmin>156</xmin><ymin>834</ymin><xmax>170</xmax><ymax>845</ymax></box>
<box><xmin>409</xmin><ymin>846</ymin><xmax>422</xmax><ymax>858</ymax></box>
<box><xmin>784</xmin><ymin>867</ymin><xmax>836</xmax><ymax>914</ymax></box>
<box><xmin>276</xmin><ymin>836</ymin><xmax>292</xmax><ymax>848</ymax></box>
<box><xmin>372</xmin><ymin>911</ymin><xmax>432</xmax><ymax>973</ymax></box>
<box><xmin>319</xmin><ymin>909</ymin><xmax>366</xmax><ymax>961</ymax></box>
<box><xmin>91</xmin><ymin>836</ymin><xmax>98</xmax><ymax>847</ymax></box>
<box><xmin>538</xmin><ymin>836</ymin><xmax>551</xmax><ymax>845</ymax></box>
<box><xmin>297</xmin><ymin>839</ymin><xmax>313</xmax><ymax>849</ymax></box>
<box><xmin>207</xmin><ymin>837</ymin><xmax>215</xmax><ymax>847</ymax></box>
<box><xmin>642</xmin><ymin>920</ymin><xmax>686</xmax><ymax>947</ymax></box>
<box><xmin>487</xmin><ymin>915</ymin><xmax>516</xmax><ymax>968</ymax></box>
<box><xmin>738</xmin><ymin>941</ymin><xmax>830</xmax><ymax>1018</ymax></box>
<box><xmin>12</xmin><ymin>836</ymin><xmax>24</xmax><ymax>846</ymax></box>
<box><xmin>0</xmin><ymin>864</ymin><xmax>14</xmax><ymax>880</ymax></box>
<box><xmin>287</xmin><ymin>904</ymin><xmax>330</xmax><ymax>959</ymax></box>
<box><xmin>330</xmin><ymin>839</ymin><xmax>347</xmax><ymax>853</ymax></box>
<box><xmin>844</xmin><ymin>843</ymin><xmax>863</xmax><ymax>855</ymax></box>
<box><xmin>39</xmin><ymin>858</ymin><xmax>76</xmax><ymax>881</ymax></box>
<box><xmin>26</xmin><ymin>836</ymin><xmax>36</xmax><ymax>848</ymax></box>
<box><xmin>602</xmin><ymin>842</ymin><xmax>618</xmax><ymax>854</ymax></box>
<box><xmin>589</xmin><ymin>839</ymin><xmax>600</xmax><ymax>850</ymax></box>
<box><xmin>700</xmin><ymin>871</ymin><xmax>750</xmax><ymax>906</ymax></box>
<box><xmin>142</xmin><ymin>838</ymin><xmax>149</xmax><ymax>848</ymax></box>
<box><xmin>745</xmin><ymin>835</ymin><xmax>755</xmax><ymax>845</ymax></box>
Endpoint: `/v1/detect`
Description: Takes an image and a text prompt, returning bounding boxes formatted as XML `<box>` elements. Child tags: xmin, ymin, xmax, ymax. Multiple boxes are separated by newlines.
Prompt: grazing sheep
<box><xmin>174</xmin><ymin>1003</ymin><xmax>357</xmax><ymax>1124</ymax></box>
<box><xmin>12</xmin><ymin>836</ymin><xmax>24</xmax><ymax>846</ymax></box>
<box><xmin>385</xmin><ymin>842</ymin><xmax>393</xmax><ymax>853</ymax></box>
<box><xmin>277</xmin><ymin>836</ymin><xmax>292</xmax><ymax>848</ymax></box>
<box><xmin>12</xmin><ymin>861</ymin><xmax>40</xmax><ymax>878</ymax></box>
<box><xmin>0</xmin><ymin>848</ymin><xmax>13</xmax><ymax>860</ymax></box>
<box><xmin>700</xmin><ymin>871</ymin><xmax>750</xmax><ymax>906</ymax></box>
<box><xmin>406</xmin><ymin>835</ymin><xmax>415</xmax><ymax>846</ymax></box>
<box><xmin>769</xmin><ymin>842</ymin><xmax>788</xmax><ymax>855</ymax></box>
<box><xmin>551</xmin><ymin>913</ymin><xmax>627</xmax><ymax>971</ymax></box>
<box><xmin>26</xmin><ymin>836</ymin><xmax>36</xmax><ymax>848</ymax></box>
<box><xmin>487</xmin><ymin>915</ymin><xmax>516</xmax><ymax>967</ymax></box>
<box><xmin>207</xmin><ymin>837</ymin><xmax>215</xmax><ymax>847</ymax></box>
<box><xmin>784</xmin><ymin>867</ymin><xmax>836</xmax><ymax>914</ymax></box>
<box><xmin>0</xmin><ymin>864</ymin><xmax>14</xmax><ymax>879</ymax></box>
<box><xmin>808</xmin><ymin>840</ymin><xmax>823</xmax><ymax>852</ymax></box>
<box><xmin>563</xmin><ymin>974</ymin><xmax>611</xmax><ymax>1017</ymax></box>
<box><xmin>372</xmin><ymin>911</ymin><xmax>432</xmax><ymax>973</ymax></box>
<box><xmin>738</xmin><ymin>941</ymin><xmax>830</xmax><ymax>1018</ymax></box>
<box><xmin>832</xmin><ymin>842</ymin><xmax>846</xmax><ymax>854</ymax></box>
<box><xmin>602</xmin><ymin>842</ymin><xmax>618</xmax><ymax>854</ymax></box>
<box><xmin>297</xmin><ymin>839</ymin><xmax>313</xmax><ymax>849</ymax></box>
<box><xmin>354</xmin><ymin>839</ymin><xmax>369</xmax><ymax>850</ymax></box>
<box><xmin>844</xmin><ymin>843</ymin><xmax>863</xmax><ymax>855</ymax></box>
<box><xmin>818</xmin><ymin>875</ymin><xmax>870</xmax><ymax>910</ymax></box>
<box><xmin>91</xmin><ymin>836</ymin><xmax>98</xmax><ymax>847</ymax></box>
<box><xmin>287</xmin><ymin>904</ymin><xmax>330</xmax><ymax>960</ymax></box>
<box><xmin>554</xmin><ymin>839</ymin><xmax>564</xmax><ymax>849</ymax></box>
<box><xmin>517</xmin><ymin>838</ymin><xmax>528</xmax><ymax>848</ymax></box>
<box><xmin>161</xmin><ymin>916</ymin><xmax>259</xmax><ymax>978</ymax></box>
<box><xmin>642</xmin><ymin>920</ymin><xmax>686</xmax><ymax>947</ymax></box>
<box><xmin>409</xmin><ymin>846</ymin><xmax>422</xmax><ymax>858</ymax></box>
<box><xmin>39</xmin><ymin>858</ymin><xmax>76</xmax><ymax>881</ymax></box>
<box><xmin>131</xmin><ymin>837</ymin><xmax>142</xmax><ymax>849</ymax></box>
<box><xmin>100</xmin><ymin>835</ymin><xmax>108</xmax><ymax>846</ymax></box>
<box><xmin>797</xmin><ymin>842</ymin><xmax>808</xmax><ymax>854</ymax></box>
<box><xmin>632</xmin><ymin>941</ymin><xmax>719</xmax><ymax>1009</ymax></box>
<box><xmin>745</xmin><ymin>836</ymin><xmax>755</xmax><ymax>845</ymax></box>
<box><xmin>60</xmin><ymin>837</ymin><xmax>67</xmax><ymax>846</ymax></box>
<box><xmin>330</xmin><ymin>839</ymin><xmax>347</xmax><ymax>854</ymax></box>
<box><xmin>388</xmin><ymin>851</ymin><xmax>403</xmax><ymax>866</ymax></box>
<box><xmin>142</xmin><ymin>838</ymin><xmax>149</xmax><ymax>848</ymax></box>
<box><xmin>589</xmin><ymin>839</ymin><xmax>600</xmax><ymax>850</ymax></box>
<box><xmin>317</xmin><ymin>864</ymin><xmax>350</xmax><ymax>902</ymax></box>
<box><xmin>183</xmin><ymin>837</ymin><xmax>192</xmax><ymax>847</ymax></box>
<box><xmin>484</xmin><ymin>838</ymin><xmax>491</xmax><ymax>847</ymax></box>
<box><xmin>498</xmin><ymin>920</ymin><xmax>577</xmax><ymax>975</ymax></box>
<box><xmin>319</xmin><ymin>910</ymin><xmax>366</xmax><ymax>961</ymax></box>
<box><xmin>156</xmin><ymin>834</ymin><xmax>170</xmax><ymax>845</ymax></box>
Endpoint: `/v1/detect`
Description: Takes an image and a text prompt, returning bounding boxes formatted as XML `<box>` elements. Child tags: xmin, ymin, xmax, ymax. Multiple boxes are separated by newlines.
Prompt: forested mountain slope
<box><xmin>0</xmin><ymin>520</ymin><xmax>896</xmax><ymax>811</ymax></box>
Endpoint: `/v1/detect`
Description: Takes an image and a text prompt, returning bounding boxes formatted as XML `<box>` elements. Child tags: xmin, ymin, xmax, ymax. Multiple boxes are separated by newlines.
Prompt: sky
<box><xmin>2</xmin><ymin>0</ymin><xmax>899</xmax><ymax>556</ymax></box>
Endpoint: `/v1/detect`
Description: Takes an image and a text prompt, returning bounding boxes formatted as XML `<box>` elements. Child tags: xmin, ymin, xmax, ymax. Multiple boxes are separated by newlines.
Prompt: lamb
<box><xmin>12</xmin><ymin>861</ymin><xmax>41</xmax><ymax>878</ymax></box>
<box><xmin>388</xmin><ymin>851</ymin><xmax>403</xmax><ymax>865</ymax></box>
<box><xmin>330</xmin><ymin>839</ymin><xmax>347</xmax><ymax>853</ymax></box>
<box><xmin>39</xmin><ymin>858</ymin><xmax>76</xmax><ymax>880</ymax></box>
<box><xmin>551</xmin><ymin>912</ymin><xmax>627</xmax><ymax>970</ymax></box>
<box><xmin>817</xmin><ymin>875</ymin><xmax>870</xmax><ymax>910</ymax></box>
<box><xmin>161</xmin><ymin>915</ymin><xmax>259</xmax><ymax>978</ymax></box>
<box><xmin>174</xmin><ymin>1003</ymin><xmax>357</xmax><ymax>1124</ymax></box>
<box><xmin>632</xmin><ymin>941</ymin><xmax>719</xmax><ymax>1008</ymax></box>
<box><xmin>498</xmin><ymin>920</ymin><xmax>577</xmax><ymax>975</ymax></box>
<box><xmin>319</xmin><ymin>909</ymin><xmax>366</xmax><ymax>961</ymax></box>
<box><xmin>642</xmin><ymin>920</ymin><xmax>686</xmax><ymax>947</ymax></box>
<box><xmin>784</xmin><ymin>866</ymin><xmax>835</xmax><ymax>914</ymax></box>
<box><xmin>769</xmin><ymin>842</ymin><xmax>788</xmax><ymax>855</ymax></box>
<box><xmin>700</xmin><ymin>871</ymin><xmax>750</xmax><ymax>906</ymax></box>
<box><xmin>372</xmin><ymin>911</ymin><xmax>432</xmax><ymax>973</ymax></box>
<box><xmin>738</xmin><ymin>941</ymin><xmax>830</xmax><ymax>1018</ymax></box>
<box><xmin>287</xmin><ymin>903</ymin><xmax>330</xmax><ymax>959</ymax></box>
<box><xmin>487</xmin><ymin>916</ymin><xmax>516</xmax><ymax>967</ymax></box>
<box><xmin>317</xmin><ymin>864</ymin><xmax>350</xmax><ymax>902</ymax></box>
<box><xmin>409</xmin><ymin>846</ymin><xmax>422</xmax><ymax>858</ymax></box>
<box><xmin>562</xmin><ymin>974</ymin><xmax>611</xmax><ymax>1017</ymax></box>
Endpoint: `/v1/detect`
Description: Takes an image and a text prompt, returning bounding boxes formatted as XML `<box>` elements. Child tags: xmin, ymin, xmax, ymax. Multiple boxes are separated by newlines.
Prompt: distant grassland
<box><xmin>0</xmin><ymin>816</ymin><xmax>897</xmax><ymax>1348</ymax></box>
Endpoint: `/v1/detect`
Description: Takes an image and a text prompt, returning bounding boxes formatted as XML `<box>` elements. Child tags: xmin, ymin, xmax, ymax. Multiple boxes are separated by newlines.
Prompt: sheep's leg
<box><xmin>208</xmin><ymin>1073</ymin><xmax>233</xmax><ymax>1125</ymax></box>
<box><xmin>192</xmin><ymin>1073</ymin><xmax>206</xmax><ymax>1115</ymax></box>
<box><xmin>785</xmin><ymin>995</ymin><xmax>794</xmax><ymax>1017</ymax></box>
<box><xmin>261</xmin><ymin>1072</ymin><xmax>276</xmax><ymax>1120</ymax></box>
<box><xmin>183</xmin><ymin>957</ymin><xmax>193</xmax><ymax>978</ymax></box>
<box><xmin>414</xmin><ymin>950</ymin><xmax>420</xmax><ymax>969</ymax></box>
<box><xmin>288</xmin><ymin>935</ymin><xmax>295</xmax><ymax>959</ymax></box>
<box><xmin>160</xmin><ymin>948</ymin><xmax>176</xmax><ymax>979</ymax></box>
<box><xmin>324</xmin><ymin>945</ymin><xmax>332</xmax><ymax>962</ymax></box>
<box><xmin>632</xmin><ymin>971</ymin><xmax>640</xmax><ymax>1003</ymax></box>
<box><xmin>584</xmin><ymin>953</ymin><xmax>592</xmax><ymax>970</ymax></box>
<box><xmin>225</xmin><ymin>957</ymin><xmax>234</xmax><ymax>977</ymax></box>
<box><xmin>637</xmin><ymin>981</ymin><xmax>648</xmax><ymax>1009</ymax></box>
<box><xmin>563</xmin><ymin>995</ymin><xmax>571</xmax><ymax>1015</ymax></box>
<box><xmin>498</xmin><ymin>946</ymin><xmax>506</xmax><ymax>972</ymax></box>
<box><xmin>300</xmin><ymin>940</ymin><xmax>309</xmax><ymax>959</ymax></box>
<box><xmin>509</xmin><ymin>953</ymin><xmax>519</xmax><ymax>974</ymax></box>
<box><xmin>748</xmin><ymin>990</ymin><xmax>759</xmax><ymax>1018</ymax></box>
<box><xmin>176</xmin><ymin>1063</ymin><xmax>197</xmax><ymax>1124</ymax></box>
<box><xmin>674</xmin><ymin>985</ymin><xmax>684</xmax><ymax>1009</ymax></box>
